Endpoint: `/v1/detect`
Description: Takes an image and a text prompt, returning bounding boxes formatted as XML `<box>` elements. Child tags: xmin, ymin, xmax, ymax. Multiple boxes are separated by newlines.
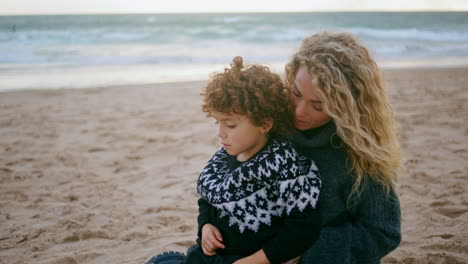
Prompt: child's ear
<box><xmin>261</xmin><ymin>119</ymin><xmax>273</xmax><ymax>134</ymax></box>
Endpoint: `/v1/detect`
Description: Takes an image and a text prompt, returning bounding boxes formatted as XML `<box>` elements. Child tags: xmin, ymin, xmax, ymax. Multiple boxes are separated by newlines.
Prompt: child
<box><xmin>146</xmin><ymin>57</ymin><xmax>321</xmax><ymax>264</ymax></box>
<box><xmin>189</xmin><ymin>56</ymin><xmax>321</xmax><ymax>264</ymax></box>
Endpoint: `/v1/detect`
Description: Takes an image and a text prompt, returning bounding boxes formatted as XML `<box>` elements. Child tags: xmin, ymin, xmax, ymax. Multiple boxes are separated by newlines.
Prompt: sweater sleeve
<box><xmin>197</xmin><ymin>198</ymin><xmax>214</xmax><ymax>239</ymax></box>
<box><xmin>302</xmin><ymin>180</ymin><xmax>401</xmax><ymax>264</ymax></box>
<box><xmin>262</xmin><ymin>162</ymin><xmax>322</xmax><ymax>264</ymax></box>
<box><xmin>262</xmin><ymin>205</ymin><xmax>321</xmax><ymax>264</ymax></box>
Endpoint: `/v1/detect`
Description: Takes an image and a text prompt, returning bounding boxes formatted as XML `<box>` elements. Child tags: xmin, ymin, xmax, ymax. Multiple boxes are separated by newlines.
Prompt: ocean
<box><xmin>0</xmin><ymin>12</ymin><xmax>467</xmax><ymax>91</ymax></box>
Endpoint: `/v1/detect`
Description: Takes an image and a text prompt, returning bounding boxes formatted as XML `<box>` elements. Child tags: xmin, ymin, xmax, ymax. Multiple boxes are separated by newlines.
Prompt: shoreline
<box><xmin>1</xmin><ymin>65</ymin><xmax>468</xmax><ymax>94</ymax></box>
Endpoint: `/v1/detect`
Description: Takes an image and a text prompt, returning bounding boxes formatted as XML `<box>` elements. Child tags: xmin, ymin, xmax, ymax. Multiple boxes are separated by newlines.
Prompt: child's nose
<box><xmin>217</xmin><ymin>126</ymin><xmax>225</xmax><ymax>138</ymax></box>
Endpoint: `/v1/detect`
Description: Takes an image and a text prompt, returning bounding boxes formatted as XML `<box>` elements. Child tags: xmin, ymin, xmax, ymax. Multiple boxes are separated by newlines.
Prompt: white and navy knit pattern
<box><xmin>197</xmin><ymin>139</ymin><xmax>321</xmax><ymax>233</ymax></box>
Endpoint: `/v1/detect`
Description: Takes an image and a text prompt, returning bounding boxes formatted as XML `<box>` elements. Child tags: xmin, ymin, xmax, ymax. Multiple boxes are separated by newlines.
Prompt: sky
<box><xmin>1</xmin><ymin>0</ymin><xmax>467</xmax><ymax>15</ymax></box>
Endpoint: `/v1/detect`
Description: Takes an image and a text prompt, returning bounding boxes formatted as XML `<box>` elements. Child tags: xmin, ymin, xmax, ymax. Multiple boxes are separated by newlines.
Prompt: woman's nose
<box><xmin>295</xmin><ymin>100</ymin><xmax>306</xmax><ymax>117</ymax></box>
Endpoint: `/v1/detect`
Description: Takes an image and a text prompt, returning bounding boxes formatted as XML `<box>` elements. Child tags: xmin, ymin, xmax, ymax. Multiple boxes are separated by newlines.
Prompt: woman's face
<box><xmin>292</xmin><ymin>66</ymin><xmax>332</xmax><ymax>131</ymax></box>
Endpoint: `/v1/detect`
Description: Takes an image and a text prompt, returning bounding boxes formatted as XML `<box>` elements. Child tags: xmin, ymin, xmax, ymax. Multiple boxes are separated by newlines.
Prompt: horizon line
<box><xmin>1</xmin><ymin>9</ymin><xmax>467</xmax><ymax>16</ymax></box>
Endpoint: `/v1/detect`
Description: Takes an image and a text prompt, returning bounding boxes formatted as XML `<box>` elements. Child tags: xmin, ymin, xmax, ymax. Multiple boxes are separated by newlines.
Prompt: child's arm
<box><xmin>197</xmin><ymin>198</ymin><xmax>225</xmax><ymax>256</ymax></box>
<box><xmin>242</xmin><ymin>158</ymin><xmax>322</xmax><ymax>264</ymax></box>
<box><xmin>261</xmin><ymin>193</ymin><xmax>321</xmax><ymax>263</ymax></box>
<box><xmin>234</xmin><ymin>207</ymin><xmax>320</xmax><ymax>264</ymax></box>
<box><xmin>197</xmin><ymin>198</ymin><xmax>212</xmax><ymax>237</ymax></box>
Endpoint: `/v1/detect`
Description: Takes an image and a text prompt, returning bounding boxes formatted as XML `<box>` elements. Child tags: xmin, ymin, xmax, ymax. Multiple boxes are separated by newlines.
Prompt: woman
<box><xmin>286</xmin><ymin>32</ymin><xmax>402</xmax><ymax>264</ymax></box>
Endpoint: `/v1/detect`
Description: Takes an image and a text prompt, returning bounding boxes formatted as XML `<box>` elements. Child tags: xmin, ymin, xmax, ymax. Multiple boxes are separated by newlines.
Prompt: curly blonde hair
<box><xmin>202</xmin><ymin>56</ymin><xmax>294</xmax><ymax>137</ymax></box>
<box><xmin>285</xmin><ymin>32</ymin><xmax>401</xmax><ymax>198</ymax></box>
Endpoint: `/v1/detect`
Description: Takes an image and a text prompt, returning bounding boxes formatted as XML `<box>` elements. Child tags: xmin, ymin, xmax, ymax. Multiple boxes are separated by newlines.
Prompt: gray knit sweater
<box><xmin>292</xmin><ymin>122</ymin><xmax>401</xmax><ymax>264</ymax></box>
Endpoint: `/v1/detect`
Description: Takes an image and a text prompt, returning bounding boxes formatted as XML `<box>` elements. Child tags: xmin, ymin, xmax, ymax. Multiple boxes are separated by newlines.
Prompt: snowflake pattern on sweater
<box><xmin>197</xmin><ymin>138</ymin><xmax>321</xmax><ymax>233</ymax></box>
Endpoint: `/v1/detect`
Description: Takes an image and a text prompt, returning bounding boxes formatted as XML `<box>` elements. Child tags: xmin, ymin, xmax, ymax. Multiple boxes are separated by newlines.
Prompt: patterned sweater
<box><xmin>197</xmin><ymin>138</ymin><xmax>321</xmax><ymax>264</ymax></box>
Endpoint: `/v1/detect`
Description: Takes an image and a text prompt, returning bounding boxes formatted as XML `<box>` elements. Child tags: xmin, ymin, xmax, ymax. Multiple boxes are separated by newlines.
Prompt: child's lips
<box><xmin>222</xmin><ymin>143</ymin><xmax>230</xmax><ymax>148</ymax></box>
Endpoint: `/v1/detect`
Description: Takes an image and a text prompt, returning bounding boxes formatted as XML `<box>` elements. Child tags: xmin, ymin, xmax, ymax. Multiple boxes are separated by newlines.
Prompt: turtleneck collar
<box><xmin>292</xmin><ymin>121</ymin><xmax>338</xmax><ymax>150</ymax></box>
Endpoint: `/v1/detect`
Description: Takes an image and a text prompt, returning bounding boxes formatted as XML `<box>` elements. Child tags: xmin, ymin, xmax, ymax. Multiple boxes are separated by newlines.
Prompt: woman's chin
<box><xmin>295</xmin><ymin>121</ymin><xmax>311</xmax><ymax>131</ymax></box>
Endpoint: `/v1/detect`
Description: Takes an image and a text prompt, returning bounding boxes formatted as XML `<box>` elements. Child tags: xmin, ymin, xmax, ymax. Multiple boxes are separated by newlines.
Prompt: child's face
<box><xmin>213</xmin><ymin>112</ymin><xmax>270</xmax><ymax>162</ymax></box>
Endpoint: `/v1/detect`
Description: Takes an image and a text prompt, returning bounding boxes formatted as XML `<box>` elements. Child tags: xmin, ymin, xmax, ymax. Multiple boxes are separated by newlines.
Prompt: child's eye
<box><xmin>227</xmin><ymin>125</ymin><xmax>236</xmax><ymax>128</ymax></box>
<box><xmin>292</xmin><ymin>91</ymin><xmax>300</xmax><ymax>97</ymax></box>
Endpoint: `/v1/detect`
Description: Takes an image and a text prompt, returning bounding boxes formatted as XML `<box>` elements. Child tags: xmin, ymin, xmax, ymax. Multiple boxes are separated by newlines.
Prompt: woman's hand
<box><xmin>233</xmin><ymin>249</ymin><xmax>270</xmax><ymax>264</ymax></box>
<box><xmin>283</xmin><ymin>256</ymin><xmax>301</xmax><ymax>264</ymax></box>
<box><xmin>201</xmin><ymin>224</ymin><xmax>225</xmax><ymax>256</ymax></box>
<box><xmin>232</xmin><ymin>250</ymin><xmax>299</xmax><ymax>264</ymax></box>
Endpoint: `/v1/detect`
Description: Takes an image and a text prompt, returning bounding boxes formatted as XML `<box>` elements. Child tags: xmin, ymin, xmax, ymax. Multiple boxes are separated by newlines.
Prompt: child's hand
<box><xmin>201</xmin><ymin>224</ymin><xmax>225</xmax><ymax>256</ymax></box>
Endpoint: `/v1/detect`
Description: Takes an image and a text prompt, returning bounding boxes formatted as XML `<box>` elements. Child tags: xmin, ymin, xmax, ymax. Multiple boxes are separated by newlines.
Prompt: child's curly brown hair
<box><xmin>201</xmin><ymin>56</ymin><xmax>295</xmax><ymax>137</ymax></box>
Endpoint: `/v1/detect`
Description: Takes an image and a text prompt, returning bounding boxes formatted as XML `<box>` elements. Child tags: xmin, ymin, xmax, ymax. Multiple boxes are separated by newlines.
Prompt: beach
<box><xmin>0</xmin><ymin>66</ymin><xmax>467</xmax><ymax>264</ymax></box>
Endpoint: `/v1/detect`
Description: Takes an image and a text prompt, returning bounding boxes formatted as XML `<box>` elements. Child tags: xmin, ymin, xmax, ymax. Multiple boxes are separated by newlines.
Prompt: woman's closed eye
<box><xmin>311</xmin><ymin>103</ymin><xmax>323</xmax><ymax>112</ymax></box>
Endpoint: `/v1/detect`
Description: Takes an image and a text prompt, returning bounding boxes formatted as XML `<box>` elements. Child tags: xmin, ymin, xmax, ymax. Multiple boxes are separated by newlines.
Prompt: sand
<box><xmin>0</xmin><ymin>67</ymin><xmax>467</xmax><ymax>264</ymax></box>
